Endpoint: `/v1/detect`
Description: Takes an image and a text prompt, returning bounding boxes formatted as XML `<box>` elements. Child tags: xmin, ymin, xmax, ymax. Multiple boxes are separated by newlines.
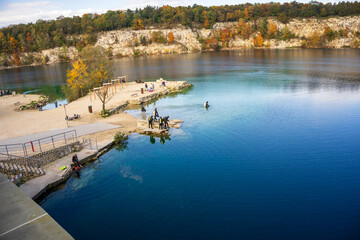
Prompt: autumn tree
<box><xmin>133</xmin><ymin>19</ymin><xmax>144</xmax><ymax>30</ymax></box>
<box><xmin>9</xmin><ymin>36</ymin><xmax>20</xmax><ymax>66</ymax></box>
<box><xmin>323</xmin><ymin>27</ymin><xmax>335</xmax><ymax>41</ymax></box>
<box><xmin>241</xmin><ymin>23</ymin><xmax>252</xmax><ymax>39</ymax></box>
<box><xmin>304</xmin><ymin>31</ymin><xmax>323</xmax><ymax>48</ymax></box>
<box><xmin>66</xmin><ymin>60</ymin><xmax>88</xmax><ymax>99</ymax></box>
<box><xmin>253</xmin><ymin>34</ymin><xmax>264</xmax><ymax>47</ymax></box>
<box><xmin>168</xmin><ymin>32</ymin><xmax>174</xmax><ymax>43</ymax></box>
<box><xmin>202</xmin><ymin>11</ymin><xmax>210</xmax><ymax>29</ymax></box>
<box><xmin>267</xmin><ymin>22</ymin><xmax>277</xmax><ymax>39</ymax></box>
<box><xmin>93</xmin><ymin>64</ymin><xmax>108</xmax><ymax>85</ymax></box>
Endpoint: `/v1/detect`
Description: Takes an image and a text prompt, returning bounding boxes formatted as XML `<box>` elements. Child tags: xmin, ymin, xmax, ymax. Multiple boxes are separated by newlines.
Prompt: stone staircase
<box><xmin>0</xmin><ymin>154</ymin><xmax>45</xmax><ymax>181</ymax></box>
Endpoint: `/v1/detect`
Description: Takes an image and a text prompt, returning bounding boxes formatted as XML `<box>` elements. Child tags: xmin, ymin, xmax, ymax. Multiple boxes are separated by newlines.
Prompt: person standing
<box><xmin>164</xmin><ymin>116</ymin><xmax>169</xmax><ymax>129</ymax></box>
<box><xmin>148</xmin><ymin>115</ymin><xmax>153</xmax><ymax>129</ymax></box>
<box><xmin>159</xmin><ymin>117</ymin><xmax>163</xmax><ymax>130</ymax></box>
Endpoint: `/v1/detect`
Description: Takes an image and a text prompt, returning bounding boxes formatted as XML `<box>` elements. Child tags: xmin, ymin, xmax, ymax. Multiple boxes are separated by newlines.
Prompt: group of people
<box><xmin>36</xmin><ymin>102</ymin><xmax>44</xmax><ymax>111</ymax></box>
<box><xmin>148</xmin><ymin>108</ymin><xmax>170</xmax><ymax>130</ymax></box>
<box><xmin>144</xmin><ymin>83</ymin><xmax>155</xmax><ymax>92</ymax></box>
<box><xmin>0</xmin><ymin>89</ymin><xmax>12</xmax><ymax>96</ymax></box>
<box><xmin>37</xmin><ymin>102</ymin><xmax>44</xmax><ymax>111</ymax></box>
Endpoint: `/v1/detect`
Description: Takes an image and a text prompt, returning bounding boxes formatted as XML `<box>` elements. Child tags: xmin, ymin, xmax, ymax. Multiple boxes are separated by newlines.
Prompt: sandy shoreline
<box><xmin>0</xmin><ymin>80</ymin><xmax>191</xmax><ymax>142</ymax></box>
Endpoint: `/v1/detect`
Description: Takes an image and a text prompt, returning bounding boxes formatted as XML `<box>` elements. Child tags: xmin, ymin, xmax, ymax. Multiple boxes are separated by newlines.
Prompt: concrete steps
<box><xmin>0</xmin><ymin>160</ymin><xmax>44</xmax><ymax>177</ymax></box>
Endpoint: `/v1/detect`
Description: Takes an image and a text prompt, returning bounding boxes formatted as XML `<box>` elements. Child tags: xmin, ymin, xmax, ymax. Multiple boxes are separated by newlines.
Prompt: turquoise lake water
<box><xmin>24</xmin><ymin>49</ymin><xmax>360</xmax><ymax>239</ymax></box>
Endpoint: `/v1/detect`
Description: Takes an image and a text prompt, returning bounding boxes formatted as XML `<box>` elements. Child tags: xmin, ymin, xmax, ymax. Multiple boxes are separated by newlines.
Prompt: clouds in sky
<box><xmin>0</xmin><ymin>1</ymin><xmax>105</xmax><ymax>27</ymax></box>
<box><xmin>0</xmin><ymin>0</ymin><xmax>339</xmax><ymax>28</ymax></box>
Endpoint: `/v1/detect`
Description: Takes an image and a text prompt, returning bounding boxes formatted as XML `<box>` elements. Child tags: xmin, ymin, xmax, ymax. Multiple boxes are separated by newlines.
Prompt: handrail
<box><xmin>0</xmin><ymin>130</ymin><xmax>77</xmax><ymax>147</ymax></box>
<box><xmin>0</xmin><ymin>130</ymin><xmax>78</xmax><ymax>158</ymax></box>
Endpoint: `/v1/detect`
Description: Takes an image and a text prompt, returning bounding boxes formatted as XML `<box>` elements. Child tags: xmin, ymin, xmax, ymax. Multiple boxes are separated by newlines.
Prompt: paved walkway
<box><xmin>0</xmin><ymin>173</ymin><xmax>73</xmax><ymax>239</ymax></box>
<box><xmin>0</xmin><ymin>122</ymin><xmax>120</xmax><ymax>145</ymax></box>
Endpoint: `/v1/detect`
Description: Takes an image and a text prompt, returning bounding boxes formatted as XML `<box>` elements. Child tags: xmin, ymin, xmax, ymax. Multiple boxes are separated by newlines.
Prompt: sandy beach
<box><xmin>0</xmin><ymin>80</ymin><xmax>190</xmax><ymax>142</ymax></box>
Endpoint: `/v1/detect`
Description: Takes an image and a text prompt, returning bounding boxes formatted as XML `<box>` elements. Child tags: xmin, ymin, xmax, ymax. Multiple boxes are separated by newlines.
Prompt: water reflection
<box><xmin>149</xmin><ymin>135</ymin><xmax>171</xmax><ymax>144</ymax></box>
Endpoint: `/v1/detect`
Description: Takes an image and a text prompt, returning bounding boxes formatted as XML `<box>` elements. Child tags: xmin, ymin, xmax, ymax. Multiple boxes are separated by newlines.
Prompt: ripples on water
<box><xmin>34</xmin><ymin>49</ymin><xmax>360</xmax><ymax>240</ymax></box>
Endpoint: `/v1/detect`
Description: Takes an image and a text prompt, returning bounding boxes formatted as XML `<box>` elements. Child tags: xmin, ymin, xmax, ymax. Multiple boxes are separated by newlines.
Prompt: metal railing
<box><xmin>82</xmin><ymin>138</ymin><xmax>98</xmax><ymax>150</ymax></box>
<box><xmin>0</xmin><ymin>130</ymin><xmax>78</xmax><ymax>158</ymax></box>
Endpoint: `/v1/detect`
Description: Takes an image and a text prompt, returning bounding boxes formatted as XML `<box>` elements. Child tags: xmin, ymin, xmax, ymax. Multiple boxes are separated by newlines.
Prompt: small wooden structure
<box><xmin>89</xmin><ymin>75</ymin><xmax>128</xmax><ymax>101</ymax></box>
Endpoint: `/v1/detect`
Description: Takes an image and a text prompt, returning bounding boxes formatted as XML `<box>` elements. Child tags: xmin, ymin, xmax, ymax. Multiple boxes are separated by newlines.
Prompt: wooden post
<box><xmin>89</xmin><ymin>89</ymin><xmax>92</xmax><ymax>101</ymax></box>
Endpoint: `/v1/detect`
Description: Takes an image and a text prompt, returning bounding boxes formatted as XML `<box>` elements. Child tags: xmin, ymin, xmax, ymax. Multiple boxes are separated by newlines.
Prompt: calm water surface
<box><xmin>12</xmin><ymin>49</ymin><xmax>360</xmax><ymax>239</ymax></box>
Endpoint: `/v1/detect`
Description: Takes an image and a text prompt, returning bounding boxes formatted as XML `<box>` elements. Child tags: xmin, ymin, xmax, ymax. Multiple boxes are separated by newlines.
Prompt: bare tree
<box><xmin>95</xmin><ymin>85</ymin><xmax>113</xmax><ymax>113</ymax></box>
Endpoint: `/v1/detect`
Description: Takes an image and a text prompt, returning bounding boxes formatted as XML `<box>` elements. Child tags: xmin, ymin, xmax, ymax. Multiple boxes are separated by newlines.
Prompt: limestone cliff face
<box><xmin>3</xmin><ymin>16</ymin><xmax>359</xmax><ymax>69</ymax></box>
<box><xmin>94</xmin><ymin>16</ymin><xmax>359</xmax><ymax>55</ymax></box>
<box><xmin>95</xmin><ymin>28</ymin><xmax>201</xmax><ymax>57</ymax></box>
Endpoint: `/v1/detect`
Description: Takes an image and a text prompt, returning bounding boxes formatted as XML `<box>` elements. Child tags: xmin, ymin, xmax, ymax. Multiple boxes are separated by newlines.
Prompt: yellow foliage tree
<box><xmin>93</xmin><ymin>64</ymin><xmax>108</xmax><ymax>85</ymax></box>
<box><xmin>66</xmin><ymin>60</ymin><xmax>88</xmax><ymax>98</ymax></box>
<box><xmin>253</xmin><ymin>34</ymin><xmax>264</xmax><ymax>47</ymax></box>
<box><xmin>133</xmin><ymin>19</ymin><xmax>144</xmax><ymax>30</ymax></box>
<box><xmin>267</xmin><ymin>22</ymin><xmax>277</xmax><ymax>39</ymax></box>
<box><xmin>305</xmin><ymin>31</ymin><xmax>323</xmax><ymax>48</ymax></box>
<box><xmin>168</xmin><ymin>32</ymin><xmax>174</xmax><ymax>43</ymax></box>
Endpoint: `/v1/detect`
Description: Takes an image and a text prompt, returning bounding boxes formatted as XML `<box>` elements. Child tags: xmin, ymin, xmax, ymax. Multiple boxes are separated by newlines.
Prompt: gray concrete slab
<box><xmin>0</xmin><ymin>122</ymin><xmax>120</xmax><ymax>145</ymax></box>
<box><xmin>0</xmin><ymin>173</ymin><xmax>73</xmax><ymax>239</ymax></box>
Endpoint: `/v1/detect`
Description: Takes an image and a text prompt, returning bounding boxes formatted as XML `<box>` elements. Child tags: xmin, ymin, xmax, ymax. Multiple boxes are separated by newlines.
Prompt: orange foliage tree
<box><xmin>168</xmin><ymin>32</ymin><xmax>174</xmax><ymax>43</ymax></box>
<box><xmin>202</xmin><ymin>11</ymin><xmax>210</xmax><ymax>29</ymax></box>
<box><xmin>9</xmin><ymin>36</ymin><xmax>20</xmax><ymax>66</ymax></box>
<box><xmin>253</xmin><ymin>34</ymin><xmax>264</xmax><ymax>47</ymax></box>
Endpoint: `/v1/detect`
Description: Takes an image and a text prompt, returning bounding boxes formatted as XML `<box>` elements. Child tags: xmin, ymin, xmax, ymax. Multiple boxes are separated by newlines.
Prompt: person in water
<box><xmin>204</xmin><ymin>101</ymin><xmax>209</xmax><ymax>108</ymax></box>
<box><xmin>73</xmin><ymin>166</ymin><xmax>80</xmax><ymax>177</ymax></box>
<box><xmin>141</xmin><ymin>103</ymin><xmax>146</xmax><ymax>112</ymax></box>
<box><xmin>148</xmin><ymin>115</ymin><xmax>153</xmax><ymax>129</ymax></box>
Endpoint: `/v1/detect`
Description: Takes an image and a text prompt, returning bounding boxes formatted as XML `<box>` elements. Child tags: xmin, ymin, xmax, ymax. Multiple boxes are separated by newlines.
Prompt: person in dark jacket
<box><xmin>148</xmin><ymin>115</ymin><xmax>153</xmax><ymax>129</ymax></box>
<box><xmin>72</xmin><ymin>154</ymin><xmax>82</xmax><ymax>168</ymax></box>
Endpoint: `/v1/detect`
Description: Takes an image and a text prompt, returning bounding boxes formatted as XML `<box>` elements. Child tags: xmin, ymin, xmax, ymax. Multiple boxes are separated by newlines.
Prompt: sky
<box><xmin>0</xmin><ymin>0</ymin><xmax>340</xmax><ymax>28</ymax></box>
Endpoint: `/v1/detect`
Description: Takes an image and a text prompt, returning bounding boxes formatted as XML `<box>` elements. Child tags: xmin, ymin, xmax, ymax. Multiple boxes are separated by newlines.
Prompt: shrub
<box><xmin>140</xmin><ymin>36</ymin><xmax>148</xmax><ymax>46</ymax></box>
<box><xmin>323</xmin><ymin>27</ymin><xmax>335</xmax><ymax>41</ymax></box>
<box><xmin>22</xmin><ymin>53</ymin><xmax>34</xmax><ymax>65</ymax></box>
<box><xmin>114</xmin><ymin>132</ymin><xmax>128</xmax><ymax>144</ymax></box>
<box><xmin>151</xmin><ymin>31</ymin><xmax>167</xmax><ymax>44</ymax></box>
<box><xmin>101</xmin><ymin>109</ymin><xmax>111</xmax><ymax>117</ymax></box>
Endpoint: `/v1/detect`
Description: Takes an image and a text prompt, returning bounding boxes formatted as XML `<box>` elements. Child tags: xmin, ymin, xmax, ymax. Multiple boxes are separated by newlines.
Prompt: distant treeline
<box><xmin>1</xmin><ymin>1</ymin><xmax>360</xmax><ymax>55</ymax></box>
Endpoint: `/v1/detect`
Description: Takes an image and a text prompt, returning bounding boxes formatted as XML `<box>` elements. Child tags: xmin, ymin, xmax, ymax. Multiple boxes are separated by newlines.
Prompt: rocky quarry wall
<box><xmin>11</xmin><ymin>16</ymin><xmax>360</xmax><ymax>67</ymax></box>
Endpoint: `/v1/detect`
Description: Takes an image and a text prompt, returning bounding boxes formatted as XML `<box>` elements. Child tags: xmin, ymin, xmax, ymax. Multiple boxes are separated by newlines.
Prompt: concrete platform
<box><xmin>0</xmin><ymin>173</ymin><xmax>73</xmax><ymax>240</ymax></box>
<box><xmin>20</xmin><ymin>139</ymin><xmax>113</xmax><ymax>199</ymax></box>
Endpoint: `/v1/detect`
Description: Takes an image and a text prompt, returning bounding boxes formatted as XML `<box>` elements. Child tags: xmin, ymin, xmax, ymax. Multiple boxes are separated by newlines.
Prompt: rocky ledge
<box><xmin>128</xmin><ymin>80</ymin><xmax>192</xmax><ymax>105</ymax></box>
<box><xmin>137</xmin><ymin>119</ymin><xmax>184</xmax><ymax>135</ymax></box>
